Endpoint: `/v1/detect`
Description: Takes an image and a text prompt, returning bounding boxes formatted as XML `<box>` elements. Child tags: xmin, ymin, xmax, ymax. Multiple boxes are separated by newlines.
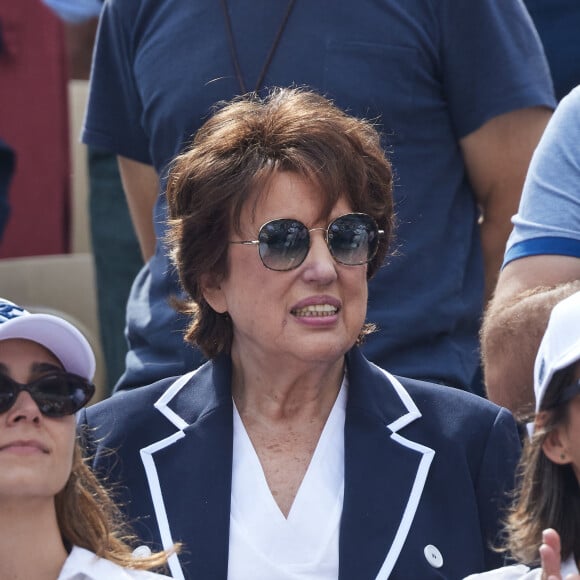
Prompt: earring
<box><xmin>560</xmin><ymin>453</ymin><xmax>566</xmax><ymax>460</ymax></box>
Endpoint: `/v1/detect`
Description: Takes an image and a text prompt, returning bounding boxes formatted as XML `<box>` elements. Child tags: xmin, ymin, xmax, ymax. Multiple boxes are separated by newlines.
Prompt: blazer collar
<box><xmin>340</xmin><ymin>348</ymin><xmax>435</xmax><ymax>580</ymax></box>
<box><xmin>139</xmin><ymin>350</ymin><xmax>434</xmax><ymax>580</ymax></box>
<box><xmin>140</xmin><ymin>355</ymin><xmax>234</xmax><ymax>580</ymax></box>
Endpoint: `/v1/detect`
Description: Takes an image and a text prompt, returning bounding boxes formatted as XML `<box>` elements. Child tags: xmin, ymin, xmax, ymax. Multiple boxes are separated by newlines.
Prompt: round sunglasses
<box><xmin>0</xmin><ymin>371</ymin><xmax>95</xmax><ymax>418</ymax></box>
<box><xmin>230</xmin><ymin>213</ymin><xmax>383</xmax><ymax>271</ymax></box>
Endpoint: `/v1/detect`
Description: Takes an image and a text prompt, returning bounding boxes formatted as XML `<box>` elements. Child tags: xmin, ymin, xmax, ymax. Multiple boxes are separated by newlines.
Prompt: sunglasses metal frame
<box><xmin>0</xmin><ymin>371</ymin><xmax>95</xmax><ymax>417</ymax></box>
<box><xmin>230</xmin><ymin>212</ymin><xmax>384</xmax><ymax>271</ymax></box>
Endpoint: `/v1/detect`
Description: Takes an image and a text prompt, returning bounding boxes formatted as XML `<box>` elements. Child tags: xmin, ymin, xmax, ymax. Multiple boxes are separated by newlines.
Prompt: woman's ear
<box><xmin>542</xmin><ymin>426</ymin><xmax>572</xmax><ymax>465</ymax></box>
<box><xmin>200</xmin><ymin>273</ymin><xmax>228</xmax><ymax>314</ymax></box>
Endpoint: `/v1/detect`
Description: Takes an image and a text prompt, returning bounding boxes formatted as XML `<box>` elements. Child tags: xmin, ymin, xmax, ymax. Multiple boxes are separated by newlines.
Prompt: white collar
<box><xmin>58</xmin><ymin>546</ymin><xmax>171</xmax><ymax>580</ymax></box>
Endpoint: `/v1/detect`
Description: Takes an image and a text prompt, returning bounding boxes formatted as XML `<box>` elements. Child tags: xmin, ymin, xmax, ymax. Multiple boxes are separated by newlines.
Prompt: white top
<box><xmin>228</xmin><ymin>379</ymin><xmax>347</xmax><ymax>580</ymax></box>
<box><xmin>58</xmin><ymin>546</ymin><xmax>171</xmax><ymax>580</ymax></box>
<box><xmin>463</xmin><ymin>556</ymin><xmax>579</xmax><ymax>579</ymax></box>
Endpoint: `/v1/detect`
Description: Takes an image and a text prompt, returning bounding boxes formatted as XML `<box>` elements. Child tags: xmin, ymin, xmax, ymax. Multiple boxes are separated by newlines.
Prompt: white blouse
<box><xmin>228</xmin><ymin>379</ymin><xmax>347</xmax><ymax>580</ymax></box>
<box><xmin>58</xmin><ymin>546</ymin><xmax>171</xmax><ymax>579</ymax></box>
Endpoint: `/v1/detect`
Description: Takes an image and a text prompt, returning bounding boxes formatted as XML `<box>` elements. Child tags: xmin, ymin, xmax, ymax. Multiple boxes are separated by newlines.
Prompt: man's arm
<box><xmin>117</xmin><ymin>156</ymin><xmax>159</xmax><ymax>262</ymax></box>
<box><xmin>481</xmin><ymin>255</ymin><xmax>580</xmax><ymax>414</ymax></box>
<box><xmin>459</xmin><ymin>106</ymin><xmax>552</xmax><ymax>303</ymax></box>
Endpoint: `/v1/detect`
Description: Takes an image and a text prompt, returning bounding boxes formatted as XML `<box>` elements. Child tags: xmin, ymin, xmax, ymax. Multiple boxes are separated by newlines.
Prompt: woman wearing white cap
<box><xmin>465</xmin><ymin>291</ymin><xmax>580</xmax><ymax>579</ymax></box>
<box><xmin>0</xmin><ymin>298</ymin><xmax>174</xmax><ymax>579</ymax></box>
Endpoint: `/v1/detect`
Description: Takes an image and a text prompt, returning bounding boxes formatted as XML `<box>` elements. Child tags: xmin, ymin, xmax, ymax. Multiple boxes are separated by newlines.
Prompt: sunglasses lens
<box><xmin>328</xmin><ymin>214</ymin><xmax>379</xmax><ymax>265</ymax></box>
<box><xmin>258</xmin><ymin>219</ymin><xmax>310</xmax><ymax>271</ymax></box>
<box><xmin>0</xmin><ymin>375</ymin><xmax>17</xmax><ymax>414</ymax></box>
<box><xmin>29</xmin><ymin>374</ymin><xmax>94</xmax><ymax>418</ymax></box>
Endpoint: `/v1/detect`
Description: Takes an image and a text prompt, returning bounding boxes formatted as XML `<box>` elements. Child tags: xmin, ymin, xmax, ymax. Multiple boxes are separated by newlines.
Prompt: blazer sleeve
<box><xmin>475</xmin><ymin>407</ymin><xmax>522</xmax><ymax>570</ymax></box>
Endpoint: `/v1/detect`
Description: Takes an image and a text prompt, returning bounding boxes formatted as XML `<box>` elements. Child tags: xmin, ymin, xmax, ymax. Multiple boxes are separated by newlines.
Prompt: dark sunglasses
<box><xmin>0</xmin><ymin>371</ymin><xmax>95</xmax><ymax>418</ymax></box>
<box><xmin>230</xmin><ymin>213</ymin><xmax>384</xmax><ymax>271</ymax></box>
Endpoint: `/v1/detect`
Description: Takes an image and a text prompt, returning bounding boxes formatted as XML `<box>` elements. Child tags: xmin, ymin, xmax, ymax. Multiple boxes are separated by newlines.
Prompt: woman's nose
<box><xmin>301</xmin><ymin>230</ymin><xmax>338</xmax><ymax>283</ymax></box>
<box><xmin>5</xmin><ymin>391</ymin><xmax>41</xmax><ymax>424</ymax></box>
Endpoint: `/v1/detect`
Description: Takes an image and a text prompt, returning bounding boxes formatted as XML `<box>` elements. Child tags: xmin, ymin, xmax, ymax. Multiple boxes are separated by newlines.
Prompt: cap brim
<box><xmin>0</xmin><ymin>313</ymin><xmax>95</xmax><ymax>380</ymax></box>
<box><xmin>536</xmin><ymin>335</ymin><xmax>580</xmax><ymax>412</ymax></box>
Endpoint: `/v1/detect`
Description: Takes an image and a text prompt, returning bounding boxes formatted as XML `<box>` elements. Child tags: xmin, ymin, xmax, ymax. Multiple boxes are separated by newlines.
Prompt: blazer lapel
<box><xmin>139</xmin><ymin>357</ymin><xmax>234</xmax><ymax>580</ymax></box>
<box><xmin>339</xmin><ymin>349</ymin><xmax>435</xmax><ymax>580</ymax></box>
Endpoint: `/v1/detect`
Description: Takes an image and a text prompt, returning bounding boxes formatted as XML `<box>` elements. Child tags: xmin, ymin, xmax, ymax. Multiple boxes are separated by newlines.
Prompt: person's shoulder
<box><xmin>79</xmin><ymin>375</ymin><xmax>184</xmax><ymax>448</ymax></box>
<box><xmin>397</xmin><ymin>373</ymin><xmax>503</xmax><ymax>415</ymax></box>
<box><xmin>87</xmin><ymin>375</ymin><xmax>179</xmax><ymax>419</ymax></box>
<box><xmin>80</xmin><ymin>359</ymin><xmax>225</xmax><ymax>440</ymax></box>
<box><xmin>350</xmin><ymin>347</ymin><xmax>503</xmax><ymax>412</ymax></box>
<box><xmin>392</xmin><ymin>374</ymin><xmax>519</xmax><ymax>447</ymax></box>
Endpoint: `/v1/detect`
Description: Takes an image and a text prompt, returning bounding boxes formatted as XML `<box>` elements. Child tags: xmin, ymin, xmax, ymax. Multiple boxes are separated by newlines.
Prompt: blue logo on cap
<box><xmin>0</xmin><ymin>302</ymin><xmax>26</xmax><ymax>324</ymax></box>
<box><xmin>538</xmin><ymin>358</ymin><xmax>546</xmax><ymax>385</ymax></box>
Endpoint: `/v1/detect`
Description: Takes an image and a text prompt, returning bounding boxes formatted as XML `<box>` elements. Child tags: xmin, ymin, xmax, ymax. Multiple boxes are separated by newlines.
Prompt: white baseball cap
<box><xmin>534</xmin><ymin>291</ymin><xmax>580</xmax><ymax>413</ymax></box>
<box><xmin>0</xmin><ymin>298</ymin><xmax>95</xmax><ymax>381</ymax></box>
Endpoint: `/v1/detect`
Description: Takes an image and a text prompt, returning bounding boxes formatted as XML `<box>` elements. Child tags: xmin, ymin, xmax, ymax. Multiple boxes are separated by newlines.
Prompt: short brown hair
<box><xmin>166</xmin><ymin>87</ymin><xmax>394</xmax><ymax>358</ymax></box>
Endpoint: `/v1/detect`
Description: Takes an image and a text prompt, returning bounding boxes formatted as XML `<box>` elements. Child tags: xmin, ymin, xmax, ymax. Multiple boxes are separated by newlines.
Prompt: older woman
<box><xmin>79</xmin><ymin>87</ymin><xmax>521</xmax><ymax>579</ymax></box>
<box><xmin>0</xmin><ymin>298</ymin><xmax>172</xmax><ymax>579</ymax></box>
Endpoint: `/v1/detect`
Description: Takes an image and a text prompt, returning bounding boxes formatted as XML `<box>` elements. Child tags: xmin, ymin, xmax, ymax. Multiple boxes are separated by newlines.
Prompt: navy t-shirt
<box><xmin>83</xmin><ymin>0</ymin><xmax>555</xmax><ymax>391</ymax></box>
<box><xmin>524</xmin><ymin>0</ymin><xmax>580</xmax><ymax>101</ymax></box>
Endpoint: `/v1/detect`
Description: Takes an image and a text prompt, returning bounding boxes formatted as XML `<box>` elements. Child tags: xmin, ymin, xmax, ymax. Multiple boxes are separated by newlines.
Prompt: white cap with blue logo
<box><xmin>0</xmin><ymin>298</ymin><xmax>95</xmax><ymax>381</ymax></box>
<box><xmin>533</xmin><ymin>290</ymin><xmax>580</xmax><ymax>413</ymax></box>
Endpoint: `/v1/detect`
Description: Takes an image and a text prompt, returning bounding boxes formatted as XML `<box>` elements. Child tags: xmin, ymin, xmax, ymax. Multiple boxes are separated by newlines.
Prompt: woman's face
<box><xmin>0</xmin><ymin>339</ymin><xmax>75</xmax><ymax>501</ymax></box>
<box><xmin>554</xmin><ymin>394</ymin><xmax>580</xmax><ymax>483</ymax></box>
<box><xmin>203</xmin><ymin>171</ymin><xmax>369</xmax><ymax>368</ymax></box>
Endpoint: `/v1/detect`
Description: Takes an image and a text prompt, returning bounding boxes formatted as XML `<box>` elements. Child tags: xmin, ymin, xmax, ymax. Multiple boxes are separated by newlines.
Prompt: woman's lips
<box><xmin>291</xmin><ymin>304</ymin><xmax>339</xmax><ymax>317</ymax></box>
<box><xmin>0</xmin><ymin>439</ymin><xmax>49</xmax><ymax>454</ymax></box>
<box><xmin>290</xmin><ymin>295</ymin><xmax>341</xmax><ymax>318</ymax></box>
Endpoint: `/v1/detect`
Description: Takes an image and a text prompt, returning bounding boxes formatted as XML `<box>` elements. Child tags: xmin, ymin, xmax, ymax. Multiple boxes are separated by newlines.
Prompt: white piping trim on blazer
<box><xmin>139</xmin><ymin>369</ymin><xmax>201</xmax><ymax>580</ymax></box>
<box><xmin>153</xmin><ymin>370</ymin><xmax>199</xmax><ymax>430</ymax></box>
<box><xmin>374</xmin><ymin>368</ymin><xmax>436</xmax><ymax>580</ymax></box>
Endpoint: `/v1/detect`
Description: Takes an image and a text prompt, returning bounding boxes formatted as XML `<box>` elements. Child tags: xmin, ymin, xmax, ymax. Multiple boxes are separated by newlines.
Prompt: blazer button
<box><xmin>424</xmin><ymin>544</ymin><xmax>443</xmax><ymax>568</ymax></box>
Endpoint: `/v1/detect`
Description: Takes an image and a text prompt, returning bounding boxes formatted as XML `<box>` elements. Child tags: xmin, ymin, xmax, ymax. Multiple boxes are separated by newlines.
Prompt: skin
<box><xmin>0</xmin><ymin>339</ymin><xmax>74</xmax><ymax>580</ymax></box>
<box><xmin>483</xmin><ymin>259</ymin><xmax>580</xmax><ymax>414</ymax></box>
<box><xmin>544</xmin><ymin>397</ymin><xmax>580</xmax><ymax>485</ymax></box>
<box><xmin>117</xmin><ymin>156</ymin><xmax>159</xmax><ymax>262</ymax></box>
<box><xmin>460</xmin><ymin>107</ymin><xmax>552</xmax><ymax>303</ymax></box>
<box><xmin>540</xmin><ymin>528</ymin><xmax>580</xmax><ymax>580</ymax></box>
<box><xmin>202</xmin><ymin>171</ymin><xmax>368</xmax><ymax>517</ymax></box>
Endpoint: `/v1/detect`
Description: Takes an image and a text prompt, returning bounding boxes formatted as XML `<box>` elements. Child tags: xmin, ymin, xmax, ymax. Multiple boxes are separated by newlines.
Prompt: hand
<box><xmin>539</xmin><ymin>528</ymin><xmax>580</xmax><ymax>580</ymax></box>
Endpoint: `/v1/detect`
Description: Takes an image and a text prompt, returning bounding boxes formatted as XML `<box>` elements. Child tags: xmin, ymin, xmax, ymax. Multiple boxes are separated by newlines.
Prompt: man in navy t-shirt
<box><xmin>83</xmin><ymin>0</ymin><xmax>555</xmax><ymax>392</ymax></box>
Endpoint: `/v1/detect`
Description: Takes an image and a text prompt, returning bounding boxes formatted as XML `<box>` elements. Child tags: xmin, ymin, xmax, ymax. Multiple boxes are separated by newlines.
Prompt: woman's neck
<box><xmin>230</xmin><ymin>348</ymin><xmax>345</xmax><ymax>423</ymax></box>
<box><xmin>0</xmin><ymin>499</ymin><xmax>68</xmax><ymax>580</ymax></box>
<box><xmin>230</xmin><ymin>350</ymin><xmax>346</xmax><ymax>517</ymax></box>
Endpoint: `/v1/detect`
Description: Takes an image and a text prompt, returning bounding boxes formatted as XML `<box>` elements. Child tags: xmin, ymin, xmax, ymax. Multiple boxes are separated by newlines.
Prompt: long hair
<box><xmin>501</xmin><ymin>365</ymin><xmax>580</xmax><ymax>565</ymax></box>
<box><xmin>54</xmin><ymin>440</ymin><xmax>175</xmax><ymax>571</ymax></box>
<box><xmin>165</xmin><ymin>86</ymin><xmax>394</xmax><ymax>358</ymax></box>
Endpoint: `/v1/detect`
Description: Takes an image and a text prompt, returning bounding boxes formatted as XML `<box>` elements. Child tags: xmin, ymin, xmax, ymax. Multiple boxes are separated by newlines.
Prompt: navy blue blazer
<box><xmin>78</xmin><ymin>348</ymin><xmax>520</xmax><ymax>580</ymax></box>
